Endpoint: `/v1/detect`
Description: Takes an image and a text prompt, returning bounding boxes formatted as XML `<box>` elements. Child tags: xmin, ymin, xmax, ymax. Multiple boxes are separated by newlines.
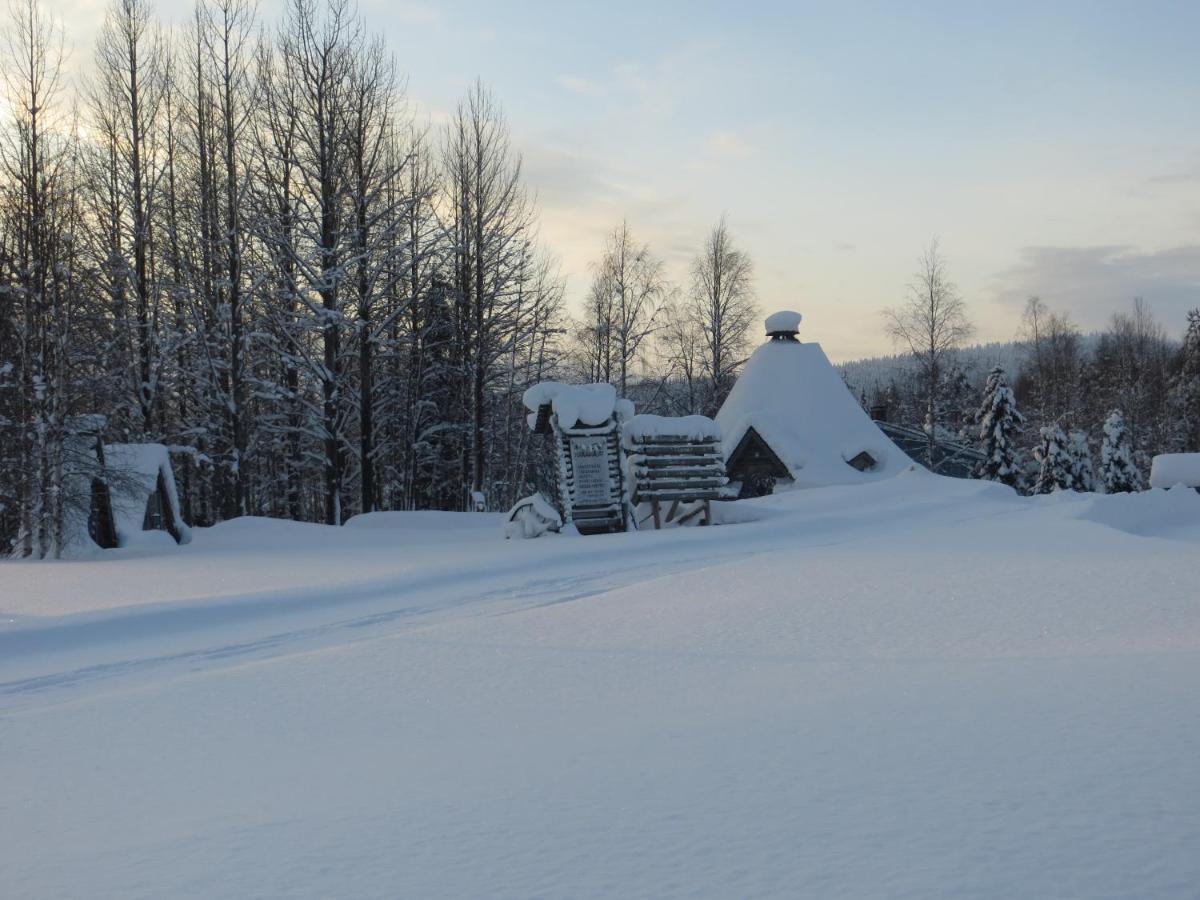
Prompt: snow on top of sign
<box><xmin>105</xmin><ymin>443</ymin><xmax>192</xmax><ymax>546</ymax></box>
<box><xmin>624</xmin><ymin>414</ymin><xmax>721</xmax><ymax>443</ymax></box>
<box><xmin>522</xmin><ymin>381</ymin><xmax>561</xmax><ymax>411</ymax></box>
<box><xmin>1150</xmin><ymin>453</ymin><xmax>1200</xmax><ymax>489</ymax></box>
<box><xmin>715</xmin><ymin>338</ymin><xmax>911</xmax><ymax>487</ymax></box>
<box><xmin>764</xmin><ymin>310</ymin><xmax>802</xmax><ymax>335</ymax></box>
<box><xmin>522</xmin><ymin>381</ymin><xmax>618</xmax><ymax>427</ymax></box>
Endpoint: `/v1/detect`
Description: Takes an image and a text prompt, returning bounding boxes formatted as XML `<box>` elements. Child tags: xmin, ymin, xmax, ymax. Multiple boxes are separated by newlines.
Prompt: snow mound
<box><xmin>1149</xmin><ymin>453</ymin><xmax>1200</xmax><ymax>489</ymax></box>
<box><xmin>523</xmin><ymin>381</ymin><xmax>618</xmax><ymax>428</ymax></box>
<box><xmin>764</xmin><ymin>309</ymin><xmax>802</xmax><ymax>334</ymax></box>
<box><xmin>1076</xmin><ymin>484</ymin><xmax>1200</xmax><ymax>539</ymax></box>
<box><xmin>504</xmin><ymin>494</ymin><xmax>563</xmax><ymax>539</ymax></box>
<box><xmin>623</xmin><ymin>414</ymin><xmax>721</xmax><ymax>442</ymax></box>
<box><xmin>715</xmin><ymin>339</ymin><xmax>911</xmax><ymax>487</ymax></box>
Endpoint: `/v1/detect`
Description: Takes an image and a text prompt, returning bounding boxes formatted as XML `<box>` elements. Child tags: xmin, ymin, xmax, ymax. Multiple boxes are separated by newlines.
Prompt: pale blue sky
<box><xmin>47</xmin><ymin>0</ymin><xmax>1200</xmax><ymax>358</ymax></box>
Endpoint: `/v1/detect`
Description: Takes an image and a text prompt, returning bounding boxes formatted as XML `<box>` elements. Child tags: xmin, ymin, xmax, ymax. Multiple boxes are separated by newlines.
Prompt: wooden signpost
<box><xmin>523</xmin><ymin>384</ymin><xmax>726</xmax><ymax>536</ymax></box>
<box><xmin>557</xmin><ymin>424</ymin><xmax>626</xmax><ymax>534</ymax></box>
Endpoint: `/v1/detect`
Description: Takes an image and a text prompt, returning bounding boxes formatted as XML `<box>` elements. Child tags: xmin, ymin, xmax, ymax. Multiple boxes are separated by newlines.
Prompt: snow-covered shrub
<box><xmin>504</xmin><ymin>493</ymin><xmax>563</xmax><ymax>540</ymax></box>
<box><xmin>1101</xmin><ymin>410</ymin><xmax>1143</xmax><ymax>493</ymax></box>
<box><xmin>973</xmin><ymin>366</ymin><xmax>1024</xmax><ymax>488</ymax></box>
<box><xmin>1033</xmin><ymin>424</ymin><xmax>1073</xmax><ymax>494</ymax></box>
<box><xmin>1067</xmin><ymin>430</ymin><xmax>1096</xmax><ymax>493</ymax></box>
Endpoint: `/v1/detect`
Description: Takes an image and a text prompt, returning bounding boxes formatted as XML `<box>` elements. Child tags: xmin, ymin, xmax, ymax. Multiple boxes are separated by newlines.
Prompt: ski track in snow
<box><xmin>0</xmin><ymin>472</ymin><xmax>988</xmax><ymax>707</ymax></box>
<box><xmin>4</xmin><ymin>475</ymin><xmax>1200</xmax><ymax>899</ymax></box>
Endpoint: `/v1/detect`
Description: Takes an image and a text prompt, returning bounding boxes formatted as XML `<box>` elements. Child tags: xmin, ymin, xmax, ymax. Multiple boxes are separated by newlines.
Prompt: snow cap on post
<box><xmin>765</xmin><ymin>310</ymin><xmax>802</xmax><ymax>341</ymax></box>
<box><xmin>521</xmin><ymin>381</ymin><xmax>619</xmax><ymax>429</ymax></box>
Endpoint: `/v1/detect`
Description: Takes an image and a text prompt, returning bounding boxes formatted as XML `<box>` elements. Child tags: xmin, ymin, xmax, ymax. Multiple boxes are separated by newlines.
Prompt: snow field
<box><xmin>3</xmin><ymin>475</ymin><xmax>1200</xmax><ymax>898</ymax></box>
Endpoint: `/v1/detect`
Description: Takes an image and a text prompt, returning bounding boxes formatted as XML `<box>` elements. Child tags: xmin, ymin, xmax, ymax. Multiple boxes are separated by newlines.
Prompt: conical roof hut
<box><xmin>715</xmin><ymin>311</ymin><xmax>912</xmax><ymax>496</ymax></box>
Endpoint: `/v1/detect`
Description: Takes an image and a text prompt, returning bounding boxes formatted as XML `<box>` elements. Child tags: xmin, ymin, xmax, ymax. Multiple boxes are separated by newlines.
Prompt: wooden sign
<box><xmin>569</xmin><ymin>435</ymin><xmax>612</xmax><ymax>506</ymax></box>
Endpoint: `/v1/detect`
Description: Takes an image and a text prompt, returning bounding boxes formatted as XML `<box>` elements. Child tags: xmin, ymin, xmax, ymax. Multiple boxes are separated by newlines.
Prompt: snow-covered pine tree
<box><xmin>1100</xmin><ymin>409</ymin><xmax>1143</xmax><ymax>493</ymax></box>
<box><xmin>1167</xmin><ymin>308</ymin><xmax>1200</xmax><ymax>451</ymax></box>
<box><xmin>1032</xmin><ymin>424</ymin><xmax>1074</xmax><ymax>494</ymax></box>
<box><xmin>1067</xmin><ymin>429</ymin><xmax>1096</xmax><ymax>492</ymax></box>
<box><xmin>973</xmin><ymin>365</ymin><xmax>1025</xmax><ymax>488</ymax></box>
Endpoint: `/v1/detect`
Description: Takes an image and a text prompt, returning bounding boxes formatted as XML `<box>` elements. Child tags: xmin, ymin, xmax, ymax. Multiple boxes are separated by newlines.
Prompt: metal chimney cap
<box><xmin>765</xmin><ymin>310</ymin><xmax>802</xmax><ymax>339</ymax></box>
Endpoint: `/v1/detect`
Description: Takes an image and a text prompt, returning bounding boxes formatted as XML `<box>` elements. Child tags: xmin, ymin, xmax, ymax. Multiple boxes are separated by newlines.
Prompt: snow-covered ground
<box><xmin>3</xmin><ymin>473</ymin><xmax>1200</xmax><ymax>898</ymax></box>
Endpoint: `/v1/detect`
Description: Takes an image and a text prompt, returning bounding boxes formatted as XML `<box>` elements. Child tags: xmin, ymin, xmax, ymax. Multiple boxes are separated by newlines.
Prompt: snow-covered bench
<box><xmin>1150</xmin><ymin>453</ymin><xmax>1200</xmax><ymax>491</ymax></box>
<box><xmin>623</xmin><ymin>415</ymin><xmax>726</xmax><ymax>529</ymax></box>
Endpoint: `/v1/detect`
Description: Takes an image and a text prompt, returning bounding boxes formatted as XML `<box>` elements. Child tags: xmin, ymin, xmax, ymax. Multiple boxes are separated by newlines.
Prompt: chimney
<box><xmin>764</xmin><ymin>310</ymin><xmax>802</xmax><ymax>342</ymax></box>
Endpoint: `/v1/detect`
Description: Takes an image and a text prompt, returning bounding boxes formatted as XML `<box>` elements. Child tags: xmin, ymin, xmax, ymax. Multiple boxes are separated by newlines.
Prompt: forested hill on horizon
<box><xmin>3</xmin><ymin>0</ymin><xmax>1200</xmax><ymax>559</ymax></box>
<box><xmin>838</xmin><ymin>294</ymin><xmax>1199</xmax><ymax>497</ymax></box>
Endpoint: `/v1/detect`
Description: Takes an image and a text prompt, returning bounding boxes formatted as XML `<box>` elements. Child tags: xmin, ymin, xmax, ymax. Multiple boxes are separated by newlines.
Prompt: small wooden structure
<box><xmin>623</xmin><ymin>415</ymin><xmax>725</xmax><ymax>529</ymax></box>
<box><xmin>91</xmin><ymin>442</ymin><xmax>190</xmax><ymax>548</ymax></box>
<box><xmin>725</xmin><ymin>426</ymin><xmax>789</xmax><ymax>498</ymax></box>
<box><xmin>1150</xmin><ymin>453</ymin><xmax>1200</xmax><ymax>492</ymax></box>
<box><xmin>715</xmin><ymin>310</ymin><xmax>912</xmax><ymax>494</ymax></box>
<box><xmin>524</xmin><ymin>382</ymin><xmax>629</xmax><ymax>535</ymax></box>
<box><xmin>557</xmin><ymin>423</ymin><xmax>626</xmax><ymax>534</ymax></box>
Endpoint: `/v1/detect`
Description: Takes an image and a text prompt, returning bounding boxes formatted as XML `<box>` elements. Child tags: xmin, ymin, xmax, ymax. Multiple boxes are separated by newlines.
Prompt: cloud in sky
<box><xmin>28</xmin><ymin>0</ymin><xmax>1200</xmax><ymax>356</ymax></box>
<box><xmin>704</xmin><ymin>130</ymin><xmax>752</xmax><ymax>160</ymax></box>
<box><xmin>1145</xmin><ymin>164</ymin><xmax>1200</xmax><ymax>187</ymax></box>
<box><xmin>988</xmin><ymin>245</ymin><xmax>1200</xmax><ymax>331</ymax></box>
<box><xmin>390</xmin><ymin>3</ymin><xmax>442</xmax><ymax>26</ymax></box>
<box><xmin>555</xmin><ymin>75</ymin><xmax>604</xmax><ymax>98</ymax></box>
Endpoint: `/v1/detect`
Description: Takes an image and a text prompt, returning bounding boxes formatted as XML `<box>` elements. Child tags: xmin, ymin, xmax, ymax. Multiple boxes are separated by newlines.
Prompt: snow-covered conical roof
<box><xmin>715</xmin><ymin>313</ymin><xmax>912</xmax><ymax>487</ymax></box>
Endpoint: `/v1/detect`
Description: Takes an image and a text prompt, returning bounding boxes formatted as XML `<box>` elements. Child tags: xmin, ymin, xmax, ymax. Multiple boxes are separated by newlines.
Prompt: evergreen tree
<box><xmin>1032</xmin><ymin>424</ymin><xmax>1073</xmax><ymax>494</ymax></box>
<box><xmin>1167</xmin><ymin>308</ymin><xmax>1200</xmax><ymax>451</ymax></box>
<box><xmin>1067</xmin><ymin>429</ymin><xmax>1096</xmax><ymax>492</ymax></box>
<box><xmin>973</xmin><ymin>365</ymin><xmax>1025</xmax><ymax>488</ymax></box>
<box><xmin>1100</xmin><ymin>409</ymin><xmax>1143</xmax><ymax>493</ymax></box>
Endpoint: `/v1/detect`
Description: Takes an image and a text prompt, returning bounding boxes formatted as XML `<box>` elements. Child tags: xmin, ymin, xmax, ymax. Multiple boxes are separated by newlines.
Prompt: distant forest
<box><xmin>3</xmin><ymin>0</ymin><xmax>1199</xmax><ymax>558</ymax></box>
<box><xmin>841</xmin><ymin>294</ymin><xmax>1200</xmax><ymax>494</ymax></box>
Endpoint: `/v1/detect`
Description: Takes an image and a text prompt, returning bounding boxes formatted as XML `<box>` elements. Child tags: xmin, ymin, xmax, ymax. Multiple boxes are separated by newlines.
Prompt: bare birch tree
<box><xmin>0</xmin><ymin>0</ymin><xmax>86</xmax><ymax>556</ymax></box>
<box><xmin>90</xmin><ymin>0</ymin><xmax>167</xmax><ymax>436</ymax></box>
<box><xmin>585</xmin><ymin>220</ymin><xmax>666</xmax><ymax>397</ymax></box>
<box><xmin>442</xmin><ymin>80</ymin><xmax>534</xmax><ymax>507</ymax></box>
<box><xmin>883</xmin><ymin>239</ymin><xmax>973</xmax><ymax>469</ymax></box>
<box><xmin>689</xmin><ymin>216</ymin><xmax>756</xmax><ymax>413</ymax></box>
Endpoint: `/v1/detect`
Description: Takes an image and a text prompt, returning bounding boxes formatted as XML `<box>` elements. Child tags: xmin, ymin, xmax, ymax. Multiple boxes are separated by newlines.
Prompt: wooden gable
<box><xmin>726</xmin><ymin>426</ymin><xmax>791</xmax><ymax>482</ymax></box>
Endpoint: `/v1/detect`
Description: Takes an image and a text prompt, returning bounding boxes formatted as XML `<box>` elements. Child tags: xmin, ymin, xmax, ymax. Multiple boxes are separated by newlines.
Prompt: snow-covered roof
<box><xmin>523</xmin><ymin>381</ymin><xmax>619</xmax><ymax>428</ymax></box>
<box><xmin>623</xmin><ymin>414</ymin><xmax>721</xmax><ymax>443</ymax></box>
<box><xmin>1150</xmin><ymin>453</ymin><xmax>1200</xmax><ymax>489</ymax></box>
<box><xmin>105</xmin><ymin>443</ymin><xmax>191</xmax><ymax>545</ymax></box>
<box><xmin>715</xmin><ymin>332</ymin><xmax>912</xmax><ymax>487</ymax></box>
